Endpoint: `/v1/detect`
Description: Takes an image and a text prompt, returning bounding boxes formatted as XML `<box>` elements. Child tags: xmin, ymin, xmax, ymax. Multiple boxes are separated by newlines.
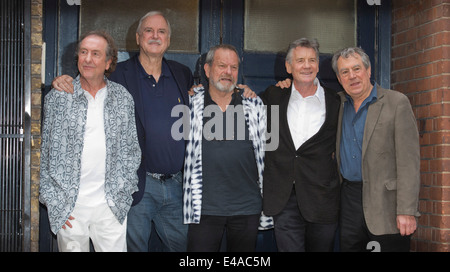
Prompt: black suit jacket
<box><xmin>261</xmin><ymin>83</ymin><xmax>340</xmax><ymax>224</ymax></box>
<box><xmin>108</xmin><ymin>55</ymin><xmax>193</xmax><ymax>205</ymax></box>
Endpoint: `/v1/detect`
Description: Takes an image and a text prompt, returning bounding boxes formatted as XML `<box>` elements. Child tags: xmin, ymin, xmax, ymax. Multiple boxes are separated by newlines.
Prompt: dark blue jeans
<box><xmin>126</xmin><ymin>172</ymin><xmax>188</xmax><ymax>252</ymax></box>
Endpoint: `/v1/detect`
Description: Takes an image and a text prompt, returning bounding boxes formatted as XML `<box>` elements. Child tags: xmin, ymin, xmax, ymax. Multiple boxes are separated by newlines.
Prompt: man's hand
<box><xmin>61</xmin><ymin>215</ymin><xmax>75</xmax><ymax>230</ymax></box>
<box><xmin>238</xmin><ymin>84</ymin><xmax>257</xmax><ymax>98</ymax></box>
<box><xmin>397</xmin><ymin>215</ymin><xmax>417</xmax><ymax>236</ymax></box>
<box><xmin>276</xmin><ymin>78</ymin><xmax>291</xmax><ymax>89</ymax></box>
<box><xmin>52</xmin><ymin>75</ymin><xmax>75</xmax><ymax>93</ymax></box>
<box><xmin>189</xmin><ymin>84</ymin><xmax>203</xmax><ymax>96</ymax></box>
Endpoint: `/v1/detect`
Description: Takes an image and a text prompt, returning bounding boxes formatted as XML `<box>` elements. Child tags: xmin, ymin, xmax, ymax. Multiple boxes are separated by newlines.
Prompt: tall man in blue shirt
<box><xmin>332</xmin><ymin>47</ymin><xmax>420</xmax><ymax>252</ymax></box>
<box><xmin>52</xmin><ymin>11</ymin><xmax>193</xmax><ymax>252</ymax></box>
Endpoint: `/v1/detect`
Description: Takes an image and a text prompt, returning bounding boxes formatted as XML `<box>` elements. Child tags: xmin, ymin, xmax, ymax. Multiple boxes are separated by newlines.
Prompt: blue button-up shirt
<box><xmin>340</xmin><ymin>85</ymin><xmax>377</xmax><ymax>182</ymax></box>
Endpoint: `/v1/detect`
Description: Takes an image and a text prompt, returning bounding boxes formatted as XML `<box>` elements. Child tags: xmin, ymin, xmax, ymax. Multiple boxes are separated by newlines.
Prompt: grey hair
<box><xmin>286</xmin><ymin>38</ymin><xmax>320</xmax><ymax>64</ymax></box>
<box><xmin>331</xmin><ymin>47</ymin><xmax>371</xmax><ymax>74</ymax></box>
<box><xmin>136</xmin><ymin>11</ymin><xmax>172</xmax><ymax>37</ymax></box>
<box><xmin>205</xmin><ymin>44</ymin><xmax>241</xmax><ymax>66</ymax></box>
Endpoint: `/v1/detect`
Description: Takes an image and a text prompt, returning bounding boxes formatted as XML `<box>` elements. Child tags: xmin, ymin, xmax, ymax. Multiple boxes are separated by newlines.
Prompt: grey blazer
<box><xmin>336</xmin><ymin>85</ymin><xmax>421</xmax><ymax>235</ymax></box>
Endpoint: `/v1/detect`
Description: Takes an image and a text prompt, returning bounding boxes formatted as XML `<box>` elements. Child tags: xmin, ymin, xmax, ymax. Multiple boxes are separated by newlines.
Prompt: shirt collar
<box><xmin>290</xmin><ymin>77</ymin><xmax>325</xmax><ymax>104</ymax></box>
<box><xmin>136</xmin><ymin>57</ymin><xmax>171</xmax><ymax>79</ymax></box>
<box><xmin>73</xmin><ymin>75</ymin><xmax>109</xmax><ymax>98</ymax></box>
<box><xmin>204</xmin><ymin>87</ymin><xmax>241</xmax><ymax>107</ymax></box>
<box><xmin>83</xmin><ymin>85</ymin><xmax>107</xmax><ymax>100</ymax></box>
<box><xmin>345</xmin><ymin>84</ymin><xmax>377</xmax><ymax>108</ymax></box>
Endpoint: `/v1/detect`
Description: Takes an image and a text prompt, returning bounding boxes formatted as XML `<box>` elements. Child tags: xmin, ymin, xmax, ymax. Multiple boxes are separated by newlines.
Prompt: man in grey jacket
<box><xmin>40</xmin><ymin>30</ymin><xmax>141</xmax><ymax>252</ymax></box>
<box><xmin>333</xmin><ymin>47</ymin><xmax>420</xmax><ymax>252</ymax></box>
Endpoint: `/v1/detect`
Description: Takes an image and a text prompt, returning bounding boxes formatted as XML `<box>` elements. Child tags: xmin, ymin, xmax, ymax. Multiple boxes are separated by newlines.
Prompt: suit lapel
<box><xmin>124</xmin><ymin>56</ymin><xmax>146</xmax><ymax>127</ymax></box>
<box><xmin>362</xmin><ymin>86</ymin><xmax>384</xmax><ymax>159</ymax></box>
<box><xmin>280</xmin><ymin>86</ymin><xmax>296</xmax><ymax>151</ymax></box>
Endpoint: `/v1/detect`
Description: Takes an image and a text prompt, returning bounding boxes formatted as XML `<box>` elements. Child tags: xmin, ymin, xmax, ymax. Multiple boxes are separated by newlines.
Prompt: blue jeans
<box><xmin>126</xmin><ymin>171</ymin><xmax>188</xmax><ymax>252</ymax></box>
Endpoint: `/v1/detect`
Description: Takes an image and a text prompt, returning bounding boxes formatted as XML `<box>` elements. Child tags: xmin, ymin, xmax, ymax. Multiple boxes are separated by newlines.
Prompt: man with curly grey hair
<box><xmin>332</xmin><ymin>47</ymin><xmax>420</xmax><ymax>252</ymax></box>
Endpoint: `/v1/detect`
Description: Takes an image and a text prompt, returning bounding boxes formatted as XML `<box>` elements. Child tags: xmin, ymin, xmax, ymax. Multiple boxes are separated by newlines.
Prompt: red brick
<box><xmin>433</xmin><ymin>117</ymin><xmax>450</xmax><ymax>130</ymax></box>
<box><xmin>431</xmin><ymin>242</ymin><xmax>450</xmax><ymax>252</ymax></box>
<box><xmin>435</xmin><ymin>145</ymin><xmax>450</xmax><ymax>158</ymax></box>
<box><xmin>441</xmin><ymin>200</ymin><xmax>450</xmax><ymax>215</ymax></box>
<box><xmin>436</xmin><ymin>173</ymin><xmax>450</xmax><ymax>186</ymax></box>
<box><xmin>430</xmin><ymin>159</ymin><xmax>450</xmax><ymax>172</ymax></box>
<box><xmin>384</xmin><ymin>0</ymin><xmax>449</xmax><ymax>252</ymax></box>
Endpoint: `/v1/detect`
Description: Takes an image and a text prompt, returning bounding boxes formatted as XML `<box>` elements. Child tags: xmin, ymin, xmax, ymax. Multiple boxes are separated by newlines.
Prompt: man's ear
<box><xmin>204</xmin><ymin>63</ymin><xmax>210</xmax><ymax>79</ymax></box>
<box><xmin>285</xmin><ymin>61</ymin><xmax>292</xmax><ymax>75</ymax></box>
<box><xmin>105</xmin><ymin>59</ymin><xmax>112</xmax><ymax>72</ymax></box>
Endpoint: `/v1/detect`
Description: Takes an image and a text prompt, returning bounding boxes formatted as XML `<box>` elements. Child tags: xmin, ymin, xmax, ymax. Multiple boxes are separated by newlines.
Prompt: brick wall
<box><xmin>30</xmin><ymin>0</ymin><xmax>43</xmax><ymax>252</ymax></box>
<box><xmin>391</xmin><ymin>0</ymin><xmax>450</xmax><ymax>252</ymax></box>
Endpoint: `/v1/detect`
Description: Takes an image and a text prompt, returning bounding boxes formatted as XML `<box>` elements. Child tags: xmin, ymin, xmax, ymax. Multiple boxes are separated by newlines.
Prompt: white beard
<box><xmin>211</xmin><ymin>79</ymin><xmax>236</xmax><ymax>93</ymax></box>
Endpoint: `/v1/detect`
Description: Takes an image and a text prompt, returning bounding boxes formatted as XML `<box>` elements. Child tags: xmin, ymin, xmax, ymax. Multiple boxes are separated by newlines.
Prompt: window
<box><xmin>80</xmin><ymin>0</ymin><xmax>199</xmax><ymax>53</ymax></box>
<box><xmin>244</xmin><ymin>0</ymin><xmax>356</xmax><ymax>54</ymax></box>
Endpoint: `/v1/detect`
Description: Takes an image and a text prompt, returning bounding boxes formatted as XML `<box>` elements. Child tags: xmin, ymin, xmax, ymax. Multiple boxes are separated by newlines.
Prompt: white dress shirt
<box><xmin>77</xmin><ymin>86</ymin><xmax>108</xmax><ymax>207</ymax></box>
<box><xmin>287</xmin><ymin>78</ymin><xmax>326</xmax><ymax>150</ymax></box>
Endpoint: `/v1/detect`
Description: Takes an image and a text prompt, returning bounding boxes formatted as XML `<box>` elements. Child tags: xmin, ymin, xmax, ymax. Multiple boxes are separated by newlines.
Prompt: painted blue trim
<box><xmin>357</xmin><ymin>0</ymin><xmax>391</xmax><ymax>88</ymax></box>
<box><xmin>57</xmin><ymin>0</ymin><xmax>79</xmax><ymax>77</ymax></box>
<box><xmin>358</xmin><ymin>0</ymin><xmax>377</xmax><ymax>83</ymax></box>
<box><xmin>377</xmin><ymin>0</ymin><xmax>391</xmax><ymax>89</ymax></box>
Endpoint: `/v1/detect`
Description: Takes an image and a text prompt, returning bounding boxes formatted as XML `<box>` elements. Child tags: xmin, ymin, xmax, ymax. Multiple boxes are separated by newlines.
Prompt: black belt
<box><xmin>343</xmin><ymin>178</ymin><xmax>362</xmax><ymax>183</ymax></box>
<box><xmin>148</xmin><ymin>172</ymin><xmax>174</xmax><ymax>181</ymax></box>
<box><xmin>343</xmin><ymin>178</ymin><xmax>363</xmax><ymax>186</ymax></box>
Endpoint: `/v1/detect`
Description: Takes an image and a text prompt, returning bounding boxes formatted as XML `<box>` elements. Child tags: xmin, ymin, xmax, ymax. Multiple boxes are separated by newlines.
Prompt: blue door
<box><xmin>41</xmin><ymin>0</ymin><xmax>390</xmax><ymax>252</ymax></box>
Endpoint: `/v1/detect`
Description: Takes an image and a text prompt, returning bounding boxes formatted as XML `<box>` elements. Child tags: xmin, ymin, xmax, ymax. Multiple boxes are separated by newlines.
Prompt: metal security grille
<box><xmin>0</xmin><ymin>0</ymin><xmax>30</xmax><ymax>252</ymax></box>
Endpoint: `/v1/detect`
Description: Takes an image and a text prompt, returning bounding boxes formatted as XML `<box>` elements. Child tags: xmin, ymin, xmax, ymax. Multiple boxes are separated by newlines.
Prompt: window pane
<box><xmin>244</xmin><ymin>0</ymin><xmax>356</xmax><ymax>54</ymax></box>
<box><xmin>80</xmin><ymin>0</ymin><xmax>199</xmax><ymax>53</ymax></box>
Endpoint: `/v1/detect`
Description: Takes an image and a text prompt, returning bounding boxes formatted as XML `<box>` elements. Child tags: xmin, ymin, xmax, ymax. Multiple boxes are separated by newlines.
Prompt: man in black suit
<box><xmin>261</xmin><ymin>38</ymin><xmax>340</xmax><ymax>251</ymax></box>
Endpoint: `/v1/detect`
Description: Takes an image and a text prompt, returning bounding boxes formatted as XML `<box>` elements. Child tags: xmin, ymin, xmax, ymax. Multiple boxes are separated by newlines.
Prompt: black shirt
<box><xmin>201</xmin><ymin>89</ymin><xmax>262</xmax><ymax>216</ymax></box>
